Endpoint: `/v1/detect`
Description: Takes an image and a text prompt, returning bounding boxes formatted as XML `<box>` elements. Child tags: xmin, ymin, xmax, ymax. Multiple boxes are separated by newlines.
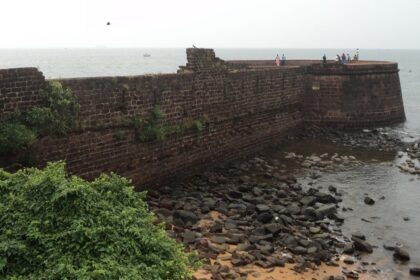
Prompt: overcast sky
<box><xmin>1</xmin><ymin>0</ymin><xmax>419</xmax><ymax>49</ymax></box>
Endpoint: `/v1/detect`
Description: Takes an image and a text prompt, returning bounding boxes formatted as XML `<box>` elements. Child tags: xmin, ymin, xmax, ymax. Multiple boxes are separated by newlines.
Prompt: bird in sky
<box><xmin>107</xmin><ymin>22</ymin><xmax>111</xmax><ymax>26</ymax></box>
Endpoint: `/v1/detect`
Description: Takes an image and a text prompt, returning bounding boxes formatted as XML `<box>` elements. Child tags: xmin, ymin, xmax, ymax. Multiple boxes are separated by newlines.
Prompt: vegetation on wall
<box><xmin>0</xmin><ymin>162</ymin><xmax>200</xmax><ymax>279</ymax></box>
<box><xmin>130</xmin><ymin>106</ymin><xmax>209</xmax><ymax>143</ymax></box>
<box><xmin>0</xmin><ymin>81</ymin><xmax>79</xmax><ymax>156</ymax></box>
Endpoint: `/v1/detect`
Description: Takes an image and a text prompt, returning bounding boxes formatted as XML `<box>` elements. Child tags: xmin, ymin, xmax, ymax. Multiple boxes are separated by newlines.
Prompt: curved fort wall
<box><xmin>304</xmin><ymin>62</ymin><xmax>406</xmax><ymax>128</ymax></box>
<box><xmin>0</xmin><ymin>49</ymin><xmax>405</xmax><ymax>186</ymax></box>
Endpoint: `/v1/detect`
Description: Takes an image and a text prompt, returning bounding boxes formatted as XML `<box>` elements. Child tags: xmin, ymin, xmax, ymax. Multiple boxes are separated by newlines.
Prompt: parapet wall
<box><xmin>0</xmin><ymin>48</ymin><xmax>405</xmax><ymax>186</ymax></box>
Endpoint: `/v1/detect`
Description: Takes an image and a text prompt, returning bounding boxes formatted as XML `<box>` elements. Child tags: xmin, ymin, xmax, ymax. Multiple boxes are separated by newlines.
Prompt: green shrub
<box><xmin>0</xmin><ymin>81</ymin><xmax>79</xmax><ymax>157</ymax></box>
<box><xmin>112</xmin><ymin>130</ymin><xmax>127</xmax><ymax>141</ymax></box>
<box><xmin>39</xmin><ymin>81</ymin><xmax>80</xmax><ymax>136</ymax></box>
<box><xmin>0</xmin><ymin>162</ymin><xmax>199</xmax><ymax>279</ymax></box>
<box><xmin>21</xmin><ymin>107</ymin><xmax>54</xmax><ymax>136</ymax></box>
<box><xmin>131</xmin><ymin>106</ymin><xmax>168</xmax><ymax>143</ymax></box>
<box><xmin>0</xmin><ymin>122</ymin><xmax>37</xmax><ymax>156</ymax></box>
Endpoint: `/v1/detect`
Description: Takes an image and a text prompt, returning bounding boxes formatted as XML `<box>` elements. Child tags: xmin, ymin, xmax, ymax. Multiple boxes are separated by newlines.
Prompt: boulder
<box><xmin>257</xmin><ymin>212</ymin><xmax>273</xmax><ymax>224</ymax></box>
<box><xmin>394</xmin><ymin>247</ymin><xmax>410</xmax><ymax>261</ymax></box>
<box><xmin>316</xmin><ymin>204</ymin><xmax>337</xmax><ymax>218</ymax></box>
<box><xmin>352</xmin><ymin>237</ymin><xmax>373</xmax><ymax>253</ymax></box>
<box><xmin>173</xmin><ymin>210</ymin><xmax>198</xmax><ymax>225</ymax></box>
<box><xmin>410</xmin><ymin>267</ymin><xmax>420</xmax><ymax>276</ymax></box>
<box><xmin>364</xmin><ymin>196</ymin><xmax>375</xmax><ymax>205</ymax></box>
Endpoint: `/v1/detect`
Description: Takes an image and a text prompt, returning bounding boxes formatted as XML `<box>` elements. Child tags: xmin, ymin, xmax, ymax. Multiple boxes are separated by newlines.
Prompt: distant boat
<box><xmin>143</xmin><ymin>53</ymin><xmax>151</xmax><ymax>58</ymax></box>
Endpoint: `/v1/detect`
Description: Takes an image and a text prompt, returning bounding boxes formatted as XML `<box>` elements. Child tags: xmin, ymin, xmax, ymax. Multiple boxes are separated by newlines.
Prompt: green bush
<box><xmin>0</xmin><ymin>162</ymin><xmax>199</xmax><ymax>279</ymax></box>
<box><xmin>21</xmin><ymin>107</ymin><xmax>54</xmax><ymax>136</ymax></box>
<box><xmin>40</xmin><ymin>81</ymin><xmax>79</xmax><ymax>136</ymax></box>
<box><xmin>0</xmin><ymin>122</ymin><xmax>37</xmax><ymax>156</ymax></box>
<box><xmin>0</xmin><ymin>81</ymin><xmax>79</xmax><ymax>157</ymax></box>
<box><xmin>130</xmin><ymin>106</ymin><xmax>168</xmax><ymax>143</ymax></box>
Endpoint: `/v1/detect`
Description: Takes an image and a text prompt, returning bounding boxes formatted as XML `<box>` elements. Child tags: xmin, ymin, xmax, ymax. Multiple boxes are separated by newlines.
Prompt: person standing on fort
<box><xmin>347</xmin><ymin>53</ymin><xmax>351</xmax><ymax>63</ymax></box>
<box><xmin>275</xmin><ymin>54</ymin><xmax>280</xmax><ymax>66</ymax></box>
<box><xmin>323</xmin><ymin>54</ymin><xmax>327</xmax><ymax>64</ymax></box>
<box><xmin>336</xmin><ymin>54</ymin><xmax>341</xmax><ymax>64</ymax></box>
<box><xmin>341</xmin><ymin>53</ymin><xmax>346</xmax><ymax>64</ymax></box>
<box><xmin>281</xmin><ymin>54</ymin><xmax>286</xmax><ymax>65</ymax></box>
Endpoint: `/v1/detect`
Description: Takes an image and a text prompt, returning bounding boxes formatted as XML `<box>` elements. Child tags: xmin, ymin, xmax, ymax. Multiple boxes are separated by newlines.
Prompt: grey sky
<box><xmin>1</xmin><ymin>0</ymin><xmax>419</xmax><ymax>49</ymax></box>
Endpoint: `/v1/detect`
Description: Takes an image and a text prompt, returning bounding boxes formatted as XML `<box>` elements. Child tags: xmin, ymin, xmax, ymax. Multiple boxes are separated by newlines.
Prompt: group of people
<box><xmin>275</xmin><ymin>54</ymin><xmax>286</xmax><ymax>66</ymax></box>
<box><xmin>275</xmin><ymin>49</ymin><xmax>360</xmax><ymax>66</ymax></box>
<box><xmin>327</xmin><ymin>49</ymin><xmax>359</xmax><ymax>64</ymax></box>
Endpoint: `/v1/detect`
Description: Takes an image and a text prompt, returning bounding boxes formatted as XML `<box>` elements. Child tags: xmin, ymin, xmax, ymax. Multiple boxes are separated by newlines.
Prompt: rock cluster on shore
<box><xmin>146</xmin><ymin>128</ymin><xmax>419</xmax><ymax>279</ymax></box>
<box><xmin>398</xmin><ymin>140</ymin><xmax>420</xmax><ymax>176</ymax></box>
<box><xmin>147</xmin><ymin>154</ymin><xmax>379</xmax><ymax>279</ymax></box>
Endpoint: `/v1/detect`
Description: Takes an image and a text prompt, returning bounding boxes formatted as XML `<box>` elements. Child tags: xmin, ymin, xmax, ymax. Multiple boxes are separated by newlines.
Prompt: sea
<box><xmin>1</xmin><ymin>48</ymin><xmax>419</xmax><ymax>278</ymax></box>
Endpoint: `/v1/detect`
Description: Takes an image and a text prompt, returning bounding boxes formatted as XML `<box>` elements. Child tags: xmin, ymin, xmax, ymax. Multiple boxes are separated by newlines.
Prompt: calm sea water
<box><xmin>1</xmin><ymin>48</ymin><xmax>420</xmax><ymax>277</ymax></box>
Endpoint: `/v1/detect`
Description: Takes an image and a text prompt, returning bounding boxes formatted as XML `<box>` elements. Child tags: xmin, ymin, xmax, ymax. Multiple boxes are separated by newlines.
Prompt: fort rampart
<box><xmin>0</xmin><ymin>48</ymin><xmax>406</xmax><ymax>186</ymax></box>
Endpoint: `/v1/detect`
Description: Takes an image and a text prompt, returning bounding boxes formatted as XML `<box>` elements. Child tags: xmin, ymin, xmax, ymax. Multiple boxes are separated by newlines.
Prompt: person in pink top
<box><xmin>275</xmin><ymin>54</ymin><xmax>280</xmax><ymax>66</ymax></box>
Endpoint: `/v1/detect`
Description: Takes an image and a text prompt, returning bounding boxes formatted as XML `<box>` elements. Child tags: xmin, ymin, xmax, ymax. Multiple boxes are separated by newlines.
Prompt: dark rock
<box><xmin>331</xmin><ymin>213</ymin><xmax>345</xmax><ymax>222</ymax></box>
<box><xmin>342</xmin><ymin>269</ymin><xmax>359</xmax><ymax>279</ymax></box>
<box><xmin>264</xmin><ymin>223</ymin><xmax>284</xmax><ymax>235</ymax></box>
<box><xmin>302</xmin><ymin>207</ymin><xmax>317</xmax><ymax>218</ymax></box>
<box><xmin>239</xmin><ymin>175</ymin><xmax>250</xmax><ymax>183</ymax></box>
<box><xmin>255</xmin><ymin>260</ymin><xmax>274</xmax><ymax>268</ymax></box>
<box><xmin>343</xmin><ymin>257</ymin><xmax>355</xmax><ymax>264</ymax></box>
<box><xmin>364</xmin><ymin>196</ymin><xmax>375</xmax><ymax>205</ymax></box>
<box><xmin>227</xmin><ymin>234</ymin><xmax>243</xmax><ymax>244</ymax></box>
<box><xmin>259</xmin><ymin>244</ymin><xmax>274</xmax><ymax>255</ymax></box>
<box><xmin>290</xmin><ymin>246</ymin><xmax>307</xmax><ymax>255</ymax></box>
<box><xmin>410</xmin><ymin>267</ymin><xmax>420</xmax><ymax>276</ymax></box>
<box><xmin>211</xmin><ymin>235</ymin><xmax>227</xmax><ymax>244</ymax></box>
<box><xmin>159</xmin><ymin>198</ymin><xmax>174</xmax><ymax>210</ymax></box>
<box><xmin>316</xmin><ymin>204</ymin><xmax>337</xmax><ymax>218</ymax></box>
<box><xmin>309</xmin><ymin>227</ymin><xmax>321</xmax><ymax>234</ymax></box>
<box><xmin>328</xmin><ymin>185</ymin><xmax>337</xmax><ymax>193</ymax></box>
<box><xmin>352</xmin><ymin>237</ymin><xmax>373</xmax><ymax>253</ymax></box>
<box><xmin>300</xmin><ymin>196</ymin><xmax>317</xmax><ymax>206</ymax></box>
<box><xmin>343</xmin><ymin>243</ymin><xmax>355</xmax><ymax>254</ymax></box>
<box><xmin>257</xmin><ymin>212</ymin><xmax>273</xmax><ymax>224</ymax></box>
<box><xmin>202</xmin><ymin>198</ymin><xmax>217</xmax><ymax>210</ymax></box>
<box><xmin>256</xmin><ymin>204</ymin><xmax>270</xmax><ymax>212</ymax></box>
<box><xmin>231</xmin><ymin>257</ymin><xmax>244</xmax><ymax>266</ymax></box>
<box><xmin>315</xmin><ymin>192</ymin><xmax>337</xmax><ymax>203</ymax></box>
<box><xmin>249</xmin><ymin>234</ymin><xmax>273</xmax><ymax>243</ymax></box>
<box><xmin>227</xmin><ymin>190</ymin><xmax>242</xmax><ymax>199</ymax></box>
<box><xmin>182</xmin><ymin>231</ymin><xmax>196</xmax><ymax>244</ymax></box>
<box><xmin>210</xmin><ymin>222</ymin><xmax>223</xmax><ymax>233</ymax></box>
<box><xmin>394</xmin><ymin>247</ymin><xmax>410</xmax><ymax>261</ymax></box>
<box><xmin>351</xmin><ymin>232</ymin><xmax>366</xmax><ymax>240</ymax></box>
<box><xmin>307</xmin><ymin>246</ymin><xmax>317</xmax><ymax>254</ymax></box>
<box><xmin>236</xmin><ymin>243</ymin><xmax>252</xmax><ymax>252</ymax></box>
<box><xmin>277</xmin><ymin>190</ymin><xmax>287</xmax><ymax>198</ymax></box>
<box><xmin>287</xmin><ymin>203</ymin><xmax>301</xmax><ymax>215</ymax></box>
<box><xmin>383</xmin><ymin>244</ymin><xmax>395</xmax><ymax>251</ymax></box>
<box><xmin>154</xmin><ymin>208</ymin><xmax>172</xmax><ymax>218</ymax></box>
<box><xmin>173</xmin><ymin>210</ymin><xmax>198</xmax><ymax>225</ymax></box>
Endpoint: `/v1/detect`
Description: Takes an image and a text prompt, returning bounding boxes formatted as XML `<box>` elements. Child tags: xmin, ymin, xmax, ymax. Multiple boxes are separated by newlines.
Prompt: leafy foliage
<box><xmin>0</xmin><ymin>81</ymin><xmax>79</xmax><ymax>156</ymax></box>
<box><xmin>0</xmin><ymin>162</ymin><xmax>199</xmax><ymax>279</ymax></box>
<box><xmin>130</xmin><ymin>106</ymin><xmax>168</xmax><ymax>143</ymax></box>
<box><xmin>39</xmin><ymin>81</ymin><xmax>79</xmax><ymax>136</ymax></box>
<box><xmin>0</xmin><ymin>122</ymin><xmax>37</xmax><ymax>155</ymax></box>
<box><xmin>129</xmin><ymin>107</ymin><xmax>209</xmax><ymax>143</ymax></box>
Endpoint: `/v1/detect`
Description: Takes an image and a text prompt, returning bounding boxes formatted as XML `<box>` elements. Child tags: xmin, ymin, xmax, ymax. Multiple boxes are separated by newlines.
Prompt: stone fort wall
<box><xmin>0</xmin><ymin>48</ymin><xmax>405</xmax><ymax>186</ymax></box>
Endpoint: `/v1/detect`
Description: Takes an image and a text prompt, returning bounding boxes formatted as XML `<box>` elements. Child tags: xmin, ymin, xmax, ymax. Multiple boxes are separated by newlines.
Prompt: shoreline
<box><xmin>146</xmin><ymin>128</ymin><xmax>420</xmax><ymax>279</ymax></box>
